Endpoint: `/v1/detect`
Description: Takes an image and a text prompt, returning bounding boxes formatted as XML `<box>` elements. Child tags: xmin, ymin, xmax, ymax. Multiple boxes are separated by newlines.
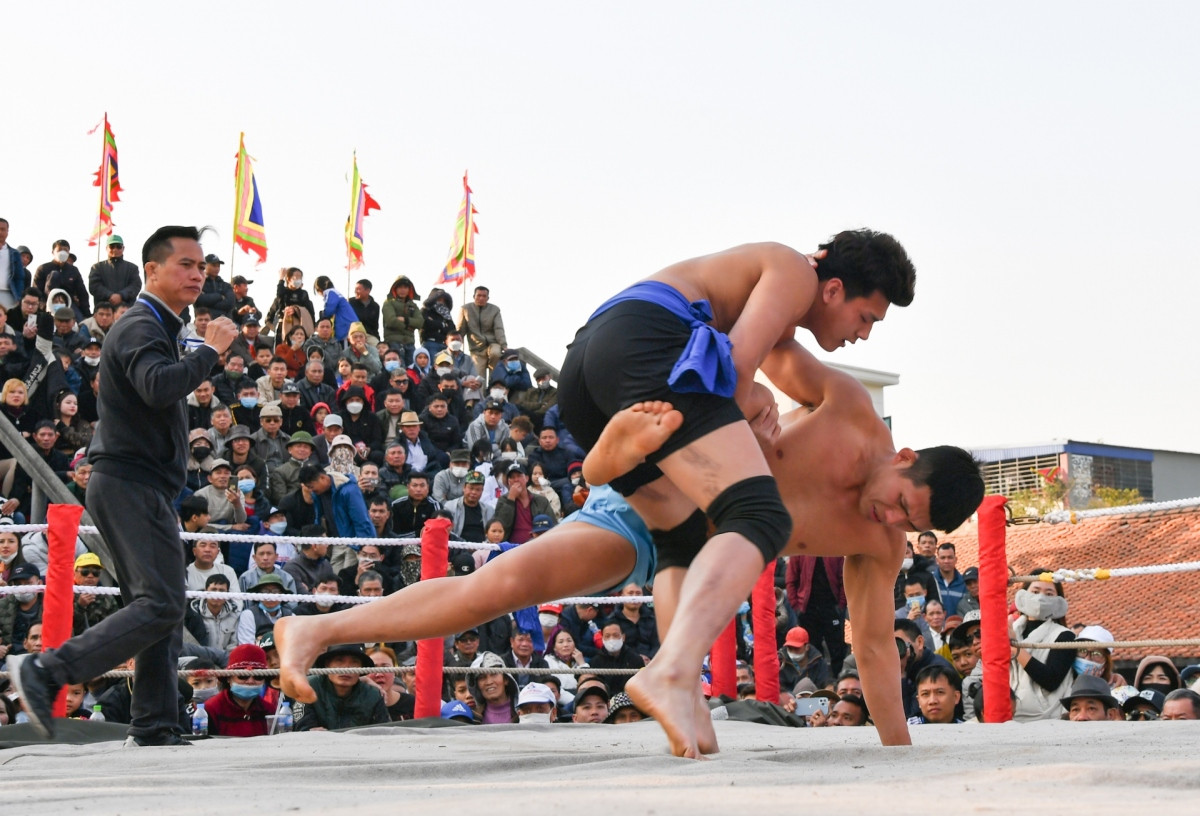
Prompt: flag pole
<box><xmin>230</xmin><ymin>133</ymin><xmax>242</xmax><ymax>283</ymax></box>
<box><xmin>95</xmin><ymin>113</ymin><xmax>107</xmax><ymax>264</ymax></box>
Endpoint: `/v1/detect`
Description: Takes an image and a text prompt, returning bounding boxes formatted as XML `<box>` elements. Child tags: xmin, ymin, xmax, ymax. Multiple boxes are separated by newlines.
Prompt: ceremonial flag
<box><xmin>87</xmin><ymin>114</ymin><xmax>122</xmax><ymax>246</ymax></box>
<box><xmin>436</xmin><ymin>172</ymin><xmax>478</xmax><ymax>287</ymax></box>
<box><xmin>233</xmin><ymin>132</ymin><xmax>268</xmax><ymax>264</ymax></box>
<box><xmin>344</xmin><ymin>152</ymin><xmax>381</xmax><ymax>270</ymax></box>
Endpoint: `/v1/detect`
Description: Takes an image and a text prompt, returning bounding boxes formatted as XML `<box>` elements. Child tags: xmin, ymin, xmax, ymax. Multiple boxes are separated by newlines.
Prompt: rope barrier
<box><xmin>5</xmin><ymin>523</ymin><xmax>500</xmax><ymax>551</ymax></box>
<box><xmin>0</xmin><ymin>665</ymin><xmax>641</xmax><ymax>682</ymax></box>
<box><xmin>1042</xmin><ymin>496</ymin><xmax>1200</xmax><ymax>525</ymax></box>
<box><xmin>1010</xmin><ymin>560</ymin><xmax>1200</xmax><ymax>584</ymax></box>
<box><xmin>1013</xmin><ymin>638</ymin><xmax>1200</xmax><ymax>650</ymax></box>
<box><xmin>0</xmin><ymin>583</ymin><xmax>654</xmax><ymax>606</ymax></box>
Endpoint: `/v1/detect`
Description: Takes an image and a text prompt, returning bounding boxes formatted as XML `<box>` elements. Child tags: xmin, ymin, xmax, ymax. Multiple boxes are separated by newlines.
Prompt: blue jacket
<box><xmin>3</xmin><ymin>246</ymin><xmax>27</xmax><ymax>301</ymax></box>
<box><xmin>320</xmin><ymin>288</ymin><xmax>360</xmax><ymax>342</ymax></box>
<box><xmin>934</xmin><ymin>569</ymin><xmax>968</xmax><ymax>616</ymax></box>
<box><xmin>314</xmin><ymin>472</ymin><xmax>375</xmax><ymax>539</ymax></box>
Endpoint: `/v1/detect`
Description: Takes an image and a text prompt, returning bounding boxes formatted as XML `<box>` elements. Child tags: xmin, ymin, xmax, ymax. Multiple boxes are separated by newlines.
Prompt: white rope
<box><xmin>7</xmin><ymin>523</ymin><xmax>500</xmax><ymax>552</ymax></box>
<box><xmin>1011</xmin><ymin>559</ymin><xmax>1200</xmax><ymax>584</ymax></box>
<box><xmin>1042</xmin><ymin>496</ymin><xmax>1200</xmax><ymax>524</ymax></box>
<box><xmin>0</xmin><ymin>665</ymin><xmax>642</xmax><ymax>681</ymax></box>
<box><xmin>0</xmin><ymin>584</ymin><xmax>653</xmax><ymax>606</ymax></box>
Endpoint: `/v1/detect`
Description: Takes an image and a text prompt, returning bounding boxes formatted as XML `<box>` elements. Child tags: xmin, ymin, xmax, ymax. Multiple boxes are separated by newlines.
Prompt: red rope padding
<box><xmin>710</xmin><ymin>619</ymin><xmax>738</xmax><ymax>698</ymax></box>
<box><xmin>978</xmin><ymin>495</ymin><xmax>1012</xmax><ymax>723</ymax></box>
<box><xmin>414</xmin><ymin>517</ymin><xmax>451</xmax><ymax>719</ymax></box>
<box><xmin>45</xmin><ymin>504</ymin><xmax>84</xmax><ymax>717</ymax></box>
<box><xmin>752</xmin><ymin>560</ymin><xmax>780</xmax><ymax>704</ymax></box>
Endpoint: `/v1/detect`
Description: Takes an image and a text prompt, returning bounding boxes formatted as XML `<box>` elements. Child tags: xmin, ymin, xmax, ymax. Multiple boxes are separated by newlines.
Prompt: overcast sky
<box><xmin>5</xmin><ymin>2</ymin><xmax>1199</xmax><ymax>454</ymax></box>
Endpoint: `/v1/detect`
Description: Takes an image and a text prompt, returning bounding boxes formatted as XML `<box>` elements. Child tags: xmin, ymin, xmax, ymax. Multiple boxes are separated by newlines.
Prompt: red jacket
<box><xmin>204</xmin><ymin>689</ymin><xmax>272</xmax><ymax>737</ymax></box>
<box><xmin>785</xmin><ymin>556</ymin><xmax>847</xmax><ymax>614</ymax></box>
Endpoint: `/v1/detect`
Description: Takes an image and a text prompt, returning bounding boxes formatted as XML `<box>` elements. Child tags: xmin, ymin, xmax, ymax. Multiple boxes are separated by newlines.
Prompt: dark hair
<box><xmin>94</xmin><ymin>302</ymin><xmax>114</xmax><ymax>313</ymax></box>
<box><xmin>903</xmin><ymin>574</ymin><xmax>927</xmax><ymax>589</ymax></box>
<box><xmin>439</xmin><ymin>372</ymin><xmax>457</xmax><ymax>383</ymax></box>
<box><xmin>369</xmin><ymin>496</ymin><xmax>390</xmax><ymax>509</ymax></box>
<box><xmin>298</xmin><ymin>464</ymin><xmax>326</xmax><ymax>484</ymax></box>
<box><xmin>313</xmin><ymin>275</ymin><xmax>334</xmax><ymax>293</ymax></box>
<box><xmin>141</xmin><ymin>225</ymin><xmax>203</xmax><ymax>267</ymax></box>
<box><xmin>816</xmin><ymin>229</ymin><xmax>915</xmax><ymax>306</ymax></box>
<box><xmin>254</xmin><ymin>540</ymin><xmax>277</xmax><ymax>553</ymax></box>
<box><xmin>350</xmin><ymin>362</ymin><xmax>368</xmax><ymax>373</ymax></box>
<box><xmin>937</xmin><ymin>542</ymin><xmax>956</xmax><ymax>554</ymax></box>
<box><xmin>407</xmin><ymin>471</ymin><xmax>429</xmax><ymax>484</ymax></box>
<box><xmin>893</xmin><ymin>619</ymin><xmax>922</xmax><ymax>641</ymax></box>
<box><xmin>356</xmin><ymin>279</ymin><xmax>373</xmax><ymax>291</ymax></box>
<box><xmin>299</xmin><ymin>523</ymin><xmax>325</xmax><ymax>538</ymax></box>
<box><xmin>226</xmin><ymin>353</ymin><xmax>246</xmax><ymax>366</ymax></box>
<box><xmin>1164</xmin><ymin>688</ymin><xmax>1200</xmax><ymax>718</ymax></box>
<box><xmin>23</xmin><ymin>287</ymin><xmax>43</xmax><ymax>299</ymax></box>
<box><xmin>0</xmin><ymin>218</ymin><xmax>6</xmax><ymax>226</ymax></box>
<box><xmin>917</xmin><ymin>531</ymin><xmax>937</xmax><ymax>544</ymax></box>
<box><xmin>901</xmin><ymin>446</ymin><xmax>984</xmax><ymax>532</ymax></box>
<box><xmin>193</xmin><ymin>306</ymin><xmax>210</xmax><ymax>318</ymax></box>
<box><xmin>269</xmin><ymin>356</ymin><xmax>287</xmax><ymax>367</ymax></box>
<box><xmin>837</xmin><ymin>693</ymin><xmax>870</xmax><ymax>724</ymax></box>
<box><xmin>180</xmin><ymin>495</ymin><xmax>209</xmax><ymax>521</ymax></box>
<box><xmin>53</xmin><ymin>239</ymin><xmax>71</xmax><ymax>251</ymax></box>
<box><xmin>427</xmin><ymin>393</ymin><xmax>447</xmax><ymax>404</ymax></box>
<box><xmin>473</xmin><ymin>285</ymin><xmax>489</xmax><ymax>295</ymax></box>
<box><xmin>238</xmin><ymin>381</ymin><xmax>258</xmax><ymax>394</ymax></box>
<box><xmin>914</xmin><ymin>664</ymin><xmax>961</xmax><ymax>690</ymax></box>
<box><xmin>1023</xmin><ymin>567</ymin><xmax>1065</xmax><ymax>598</ymax></box>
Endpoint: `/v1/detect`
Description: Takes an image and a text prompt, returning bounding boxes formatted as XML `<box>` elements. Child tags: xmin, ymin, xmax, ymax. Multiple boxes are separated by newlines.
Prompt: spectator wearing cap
<box><xmin>464</xmin><ymin>397</ymin><xmax>512</xmax><ymax>456</ymax></box>
<box><xmin>230</xmin><ymin>274</ymin><xmax>261</xmax><ymax>327</ymax></box>
<box><xmin>1134</xmin><ymin>655</ymin><xmax>1182</xmax><ymax>697</ymax></box>
<box><xmin>908</xmin><ymin>664</ymin><xmax>964</xmax><ymax>725</ymax></box>
<box><xmin>236</xmin><ymin>572</ymin><xmax>296</xmax><ymax>644</ymax></box>
<box><xmin>572</xmin><ymin>677</ymin><xmax>612</xmax><ymax>723</ymax></box>
<box><xmin>195</xmin><ymin>253</ymin><xmax>234</xmax><ymax>319</ymax></box>
<box><xmin>1123</xmin><ymin>687</ymin><xmax>1166</xmax><ymax>721</ymax></box>
<box><xmin>493</xmin><ymin>463</ymin><xmax>553</xmax><ymax>544</ymax></box>
<box><xmin>441</xmin><ymin>470</ymin><xmax>493</xmax><ymax>542</ymax></box>
<box><xmin>514</xmin><ymin>367</ymin><xmax>557</xmax><ymax>431</ymax></box>
<box><xmin>87</xmin><ymin>234</ymin><xmax>141</xmax><ymax>309</ymax></box>
<box><xmin>203</xmin><ymin>643</ymin><xmax>273</xmax><ymax>737</ymax></box>
<box><xmin>414</xmin><ymin>350</ymin><xmax>455</xmax><ymax>408</ymax></box>
<box><xmin>80</xmin><ymin>301</ymin><xmax>115</xmax><ymax>344</ymax></box>
<box><xmin>228</xmin><ymin>316</ymin><xmax>268</xmax><ymax>371</ymax></box>
<box><xmin>224</xmin><ymin>424</ymin><xmax>268</xmax><ymax>491</ymax></box>
<box><xmin>342</xmin><ymin>322</ymin><xmax>382</xmax><ymax>380</ymax></box>
<box><xmin>190</xmin><ymin>573</ymin><xmax>243</xmax><ymax>651</ymax></box>
<box><xmin>193</xmin><ymin>459</ymin><xmax>248</xmax><ymax>533</ymax></box>
<box><xmin>311</xmin><ymin>412</ymin><xmax>343</xmax><ymax>468</ymax></box>
<box><xmin>34</xmin><ymin>240</ymin><xmax>90</xmax><ymax>319</ymax></box>
<box><xmin>441</xmin><ymin>699</ymin><xmax>476</xmax><ymax>724</ymax></box>
<box><xmin>389</xmin><ymin>470</ymin><xmax>442</xmax><ymax>536</ymax></box>
<box><xmin>381</xmin><ymin>276</ymin><xmax>424</xmax><ymax>366</ymax></box>
<box><xmin>186</xmin><ymin>378</ymin><xmax>224</xmax><ymax>433</ymax></box>
<box><xmin>605</xmin><ymin>691</ymin><xmax>646</xmax><ymax>724</ymax></box>
<box><xmin>70</xmin><ymin>333</ymin><xmax>102</xmax><ymax>386</ymax></box>
<box><xmin>296</xmin><ymin>643</ymin><xmax>390</xmax><ymax>730</ymax></box>
<box><xmin>956</xmin><ymin>566</ymin><xmax>980</xmax><ymax>616</ymax></box>
<box><xmin>432</xmin><ymin>449</ymin><xmax>472</xmax><ymax>504</ymax></box>
<box><xmin>0</xmin><ymin>222</ymin><xmax>29</xmax><ymax>312</ymax></box>
<box><xmin>589</xmin><ymin>620</ymin><xmax>643</xmax><ymax>695</ymax></box>
<box><xmin>471</xmin><ymin>651</ymin><xmax>519</xmax><ymax>724</ymax></box>
<box><xmin>277</xmin><ymin>381</ymin><xmax>314</xmax><ymax>436</ymax></box>
<box><xmin>489</xmin><ymin>348</ymin><xmax>533</xmax><ymax>401</ymax></box>
<box><xmin>515</xmin><ymin>681</ymin><xmax>557</xmax><ymax>724</ymax></box>
<box><xmin>419</xmin><ymin>392</ymin><xmax>462</xmax><ymax>456</ymax></box>
<box><xmin>400</xmin><ymin>410</ymin><xmax>448</xmax><ymax>477</ymax></box>
<box><xmin>251</xmin><ymin>401</ymin><xmax>291</xmax><ymax>468</ymax></box>
<box><xmin>71</xmin><ymin>552</ymin><xmax>118</xmax><ymax>635</ymax></box>
<box><xmin>1061</xmin><ymin>675</ymin><xmax>1122</xmax><ymax>721</ymax></box>
<box><xmin>778</xmin><ymin>625</ymin><xmax>832</xmax><ymax>695</ymax></box>
<box><xmin>446</xmin><ymin>628</ymin><xmax>482</xmax><ymax>669</ymax></box>
<box><xmin>1162</xmin><ymin>688</ymin><xmax>1200</xmax><ymax>720</ymax></box>
<box><xmin>0</xmin><ymin>563</ymin><xmax>43</xmax><ymax>655</ymax></box>
<box><xmin>269</xmin><ymin>431</ymin><xmax>316</xmax><ymax>506</ymax></box>
<box><xmin>51</xmin><ymin>305</ymin><xmax>89</xmax><ymax>353</ymax></box>
<box><xmin>475</xmin><ymin>379</ymin><xmax>520</xmax><ymax>424</ymax></box>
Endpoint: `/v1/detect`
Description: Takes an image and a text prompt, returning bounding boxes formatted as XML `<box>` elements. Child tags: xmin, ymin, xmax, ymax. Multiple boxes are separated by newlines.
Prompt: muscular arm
<box><xmin>844</xmin><ymin>548</ymin><xmax>911</xmax><ymax>746</ymax></box>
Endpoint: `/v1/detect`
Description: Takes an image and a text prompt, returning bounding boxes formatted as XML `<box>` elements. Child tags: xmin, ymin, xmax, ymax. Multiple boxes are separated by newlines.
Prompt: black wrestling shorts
<box><xmin>558</xmin><ymin>299</ymin><xmax>745</xmax><ymax>496</ymax></box>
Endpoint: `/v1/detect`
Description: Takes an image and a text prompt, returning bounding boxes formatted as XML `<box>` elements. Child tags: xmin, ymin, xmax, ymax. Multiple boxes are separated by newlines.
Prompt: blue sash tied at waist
<box><xmin>589</xmin><ymin>281</ymin><xmax>736</xmax><ymax>398</ymax></box>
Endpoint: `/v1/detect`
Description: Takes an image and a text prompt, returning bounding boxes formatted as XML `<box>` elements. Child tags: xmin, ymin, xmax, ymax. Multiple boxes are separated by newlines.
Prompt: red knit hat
<box><xmin>227</xmin><ymin>643</ymin><xmax>268</xmax><ymax>671</ymax></box>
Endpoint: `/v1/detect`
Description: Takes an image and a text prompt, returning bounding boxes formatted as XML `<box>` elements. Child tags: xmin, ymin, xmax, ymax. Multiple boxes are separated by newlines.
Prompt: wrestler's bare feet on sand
<box><xmin>274</xmin><ymin>616</ymin><xmax>324</xmax><ymax>704</ymax></box>
<box><xmin>627</xmin><ymin>662</ymin><xmax>710</xmax><ymax>759</ymax></box>
<box><xmin>582</xmin><ymin>401</ymin><xmax>684</xmax><ymax>487</ymax></box>
<box><xmin>695</xmin><ymin>687</ymin><xmax>719</xmax><ymax>755</ymax></box>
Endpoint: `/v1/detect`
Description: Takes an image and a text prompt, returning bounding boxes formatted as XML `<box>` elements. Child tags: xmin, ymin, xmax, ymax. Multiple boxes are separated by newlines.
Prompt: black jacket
<box><xmin>350</xmin><ymin>296</ymin><xmax>380</xmax><ymax>338</ymax></box>
<box><xmin>196</xmin><ymin>275</ymin><xmax>235</xmax><ymax>319</ymax></box>
<box><xmin>35</xmin><ymin>262</ymin><xmax>91</xmax><ymax>317</ymax></box>
<box><xmin>589</xmin><ymin>645</ymin><xmax>643</xmax><ymax>694</ymax></box>
<box><xmin>88</xmin><ymin>258</ymin><xmax>141</xmax><ymax>305</ymax></box>
<box><xmin>419</xmin><ymin>409</ymin><xmax>462</xmax><ymax>453</ymax></box>
<box><xmin>88</xmin><ymin>295</ymin><xmax>219</xmax><ymax>490</ymax></box>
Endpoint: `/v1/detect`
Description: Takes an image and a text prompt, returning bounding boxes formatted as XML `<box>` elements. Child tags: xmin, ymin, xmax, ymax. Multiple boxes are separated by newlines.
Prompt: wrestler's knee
<box><xmin>652</xmin><ymin>509</ymin><xmax>708</xmax><ymax>573</ymax></box>
<box><xmin>705</xmin><ymin>475</ymin><xmax>792</xmax><ymax>563</ymax></box>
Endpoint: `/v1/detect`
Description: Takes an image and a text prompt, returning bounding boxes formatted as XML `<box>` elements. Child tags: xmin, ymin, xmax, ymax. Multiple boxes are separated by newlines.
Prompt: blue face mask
<box><xmin>257</xmin><ymin>602</ymin><xmax>278</xmax><ymax>615</ymax></box>
<box><xmin>269</xmin><ymin>521</ymin><xmax>287</xmax><ymax>534</ymax></box>
<box><xmin>384</xmin><ymin>360</ymin><xmax>401</xmax><ymax>372</ymax></box>
<box><xmin>238</xmin><ymin>478</ymin><xmax>255</xmax><ymax>493</ymax></box>
<box><xmin>239</xmin><ymin>397</ymin><xmax>258</xmax><ymax>409</ymax></box>
<box><xmin>229</xmin><ymin>682</ymin><xmax>263</xmax><ymax>700</ymax></box>
<box><xmin>1073</xmin><ymin>657</ymin><xmax>1104</xmax><ymax>677</ymax></box>
<box><xmin>506</xmin><ymin>361</ymin><xmax>520</xmax><ymax>372</ymax></box>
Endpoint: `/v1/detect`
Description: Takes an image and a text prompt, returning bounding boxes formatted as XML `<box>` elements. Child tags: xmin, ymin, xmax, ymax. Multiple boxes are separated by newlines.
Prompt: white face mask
<box><xmin>448</xmin><ymin>341</ymin><xmax>463</xmax><ymax>352</ymax></box>
<box><xmin>536</xmin><ymin>476</ymin><xmax>550</xmax><ymax>487</ymax></box>
<box><xmin>450</xmin><ymin>466</ymin><xmax>468</xmax><ymax>479</ymax></box>
<box><xmin>269</xmin><ymin>521</ymin><xmax>288</xmax><ymax>534</ymax></box>
<box><xmin>603</xmin><ymin>638</ymin><xmax>624</xmax><ymax>655</ymax></box>
<box><xmin>56</xmin><ymin>250</ymin><xmax>70</xmax><ymax>263</ymax></box>
<box><xmin>489</xmin><ymin>389</ymin><xmax>506</xmax><ymax>401</ymax></box>
<box><xmin>538</xmin><ymin>613</ymin><xmax>559</xmax><ymax>629</ymax></box>
<box><xmin>901</xmin><ymin>557</ymin><xmax>914</xmax><ymax>571</ymax></box>
<box><xmin>83</xmin><ymin>355</ymin><xmax>100</xmax><ymax>366</ymax></box>
<box><xmin>1014</xmin><ymin>588</ymin><xmax>1068</xmax><ymax>621</ymax></box>
<box><xmin>0</xmin><ymin>551</ymin><xmax>16</xmax><ymax>565</ymax></box>
<box><xmin>519</xmin><ymin>712</ymin><xmax>552</xmax><ymax>725</ymax></box>
<box><xmin>14</xmin><ymin>591</ymin><xmax>36</xmax><ymax>604</ymax></box>
<box><xmin>435</xmin><ymin>366</ymin><xmax>452</xmax><ymax>376</ymax></box>
<box><xmin>786</xmin><ymin>648</ymin><xmax>805</xmax><ymax>661</ymax></box>
<box><xmin>346</xmin><ymin>402</ymin><xmax>364</xmax><ymax>415</ymax></box>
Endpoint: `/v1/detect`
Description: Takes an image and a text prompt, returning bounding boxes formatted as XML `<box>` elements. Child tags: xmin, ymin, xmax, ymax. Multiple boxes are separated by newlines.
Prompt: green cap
<box><xmin>287</xmin><ymin>431</ymin><xmax>314</xmax><ymax>447</ymax></box>
<box><xmin>107</xmin><ymin>235</ymin><xmax>124</xmax><ymax>246</ymax></box>
<box><xmin>464</xmin><ymin>470</ymin><xmax>486</xmax><ymax>485</ymax></box>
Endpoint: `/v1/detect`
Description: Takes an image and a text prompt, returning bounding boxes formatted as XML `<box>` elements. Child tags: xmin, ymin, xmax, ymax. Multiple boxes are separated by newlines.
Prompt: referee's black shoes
<box><xmin>8</xmin><ymin>653</ymin><xmax>61</xmax><ymax>740</ymax></box>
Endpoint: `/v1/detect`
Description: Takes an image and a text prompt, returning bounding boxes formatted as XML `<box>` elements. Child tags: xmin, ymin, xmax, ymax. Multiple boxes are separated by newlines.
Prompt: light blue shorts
<box><xmin>562</xmin><ymin>484</ymin><xmax>657</xmax><ymax>594</ymax></box>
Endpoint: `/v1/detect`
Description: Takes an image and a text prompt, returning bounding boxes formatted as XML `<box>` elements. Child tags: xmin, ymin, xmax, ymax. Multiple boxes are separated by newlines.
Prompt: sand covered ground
<box><xmin>2</xmin><ymin>719</ymin><xmax>1198</xmax><ymax>815</ymax></box>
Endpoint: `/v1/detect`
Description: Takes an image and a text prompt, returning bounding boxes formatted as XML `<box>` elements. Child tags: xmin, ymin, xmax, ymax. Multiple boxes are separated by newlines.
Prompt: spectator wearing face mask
<box><xmin>295</xmin><ymin>572</ymin><xmax>352</xmax><ymax>616</ymax></box>
<box><xmin>204</xmin><ymin>644</ymin><xmax>274</xmax><ymax>737</ymax></box>
<box><xmin>1009</xmin><ymin>572</ymin><xmax>1076</xmax><ymax>722</ymax></box>
<box><xmin>473</xmin><ymin>380</ymin><xmax>521</xmax><ymax>423</ymax></box>
<box><xmin>1134</xmin><ymin>655</ymin><xmax>1182</xmax><ymax>698</ymax></box>
<box><xmin>1072</xmin><ymin>625</ymin><xmax>1115</xmax><ymax>686</ymax></box>
<box><xmin>514</xmin><ymin>367</ymin><xmax>557</xmax><ymax>431</ymax></box>
<box><xmin>777</xmin><ymin>625</ymin><xmax>832</xmax><ymax>694</ymax></box>
<box><xmin>34</xmin><ymin>240</ymin><xmax>90</xmax><ymax>319</ymax></box>
<box><xmin>515</xmin><ymin>682</ymin><xmax>557</xmax><ymax>725</ymax></box>
<box><xmin>433</xmin><ymin>449</ymin><xmax>472</xmax><ymax>504</ymax></box>
<box><xmin>588</xmin><ymin>620</ymin><xmax>643</xmax><ymax>694</ymax></box>
<box><xmin>489</xmin><ymin>349</ymin><xmax>533</xmax><ymax>400</ymax></box>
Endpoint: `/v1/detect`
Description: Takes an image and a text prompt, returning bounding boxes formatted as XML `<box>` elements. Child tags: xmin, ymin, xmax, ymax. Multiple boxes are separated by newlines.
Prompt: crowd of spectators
<box><xmin>1</xmin><ymin>223</ymin><xmax>1199</xmax><ymax>735</ymax></box>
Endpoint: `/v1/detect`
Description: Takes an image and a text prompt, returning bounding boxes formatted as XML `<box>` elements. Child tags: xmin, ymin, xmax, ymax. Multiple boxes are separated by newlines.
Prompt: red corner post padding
<box><xmin>710</xmin><ymin>619</ymin><xmax>738</xmax><ymax>699</ymax></box>
<box><xmin>752</xmin><ymin>560</ymin><xmax>781</xmax><ymax>704</ymax></box>
<box><xmin>414</xmin><ymin>517</ymin><xmax>451</xmax><ymax>719</ymax></box>
<box><xmin>44</xmin><ymin>503</ymin><xmax>84</xmax><ymax>717</ymax></box>
<box><xmin>977</xmin><ymin>495</ymin><xmax>1012</xmax><ymax>723</ymax></box>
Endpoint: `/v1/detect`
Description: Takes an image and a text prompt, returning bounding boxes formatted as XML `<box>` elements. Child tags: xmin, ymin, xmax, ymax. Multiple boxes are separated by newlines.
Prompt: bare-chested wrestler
<box><xmin>276</xmin><ymin>343</ymin><xmax>983</xmax><ymax>752</ymax></box>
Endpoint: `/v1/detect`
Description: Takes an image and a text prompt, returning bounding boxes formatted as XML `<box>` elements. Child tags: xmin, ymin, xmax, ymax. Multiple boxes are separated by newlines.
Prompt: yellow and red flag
<box><xmin>233</xmin><ymin>132</ymin><xmax>268</xmax><ymax>264</ymax></box>
<box><xmin>344</xmin><ymin>152</ymin><xmax>381</xmax><ymax>270</ymax></box>
<box><xmin>436</xmin><ymin>172</ymin><xmax>478</xmax><ymax>287</ymax></box>
<box><xmin>87</xmin><ymin>114</ymin><xmax>122</xmax><ymax>246</ymax></box>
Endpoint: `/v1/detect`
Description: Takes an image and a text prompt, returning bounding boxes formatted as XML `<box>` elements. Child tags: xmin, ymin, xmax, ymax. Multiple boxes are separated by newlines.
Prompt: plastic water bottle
<box><xmin>192</xmin><ymin>702</ymin><xmax>209</xmax><ymax>737</ymax></box>
<box><xmin>276</xmin><ymin>701</ymin><xmax>293</xmax><ymax>734</ymax></box>
<box><xmin>90</xmin><ymin>704</ymin><xmax>105</xmax><ymax>723</ymax></box>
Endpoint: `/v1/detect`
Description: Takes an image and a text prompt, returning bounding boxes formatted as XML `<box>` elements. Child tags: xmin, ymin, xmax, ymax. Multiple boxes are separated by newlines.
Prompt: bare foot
<box><xmin>582</xmin><ymin>401</ymin><xmax>684</xmax><ymax>486</ymax></box>
<box><xmin>274</xmin><ymin>616</ymin><xmax>323</xmax><ymax>704</ymax></box>
<box><xmin>694</xmin><ymin>687</ymin><xmax>719</xmax><ymax>755</ymax></box>
<box><xmin>626</xmin><ymin>663</ymin><xmax>703</xmax><ymax>759</ymax></box>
